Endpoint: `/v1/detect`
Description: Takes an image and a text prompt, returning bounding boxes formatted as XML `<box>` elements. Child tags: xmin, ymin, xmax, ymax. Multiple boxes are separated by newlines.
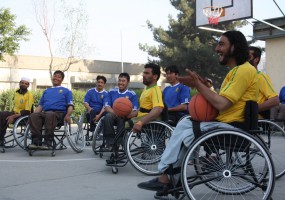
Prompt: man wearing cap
<box><xmin>0</xmin><ymin>77</ymin><xmax>34</xmax><ymax>147</ymax></box>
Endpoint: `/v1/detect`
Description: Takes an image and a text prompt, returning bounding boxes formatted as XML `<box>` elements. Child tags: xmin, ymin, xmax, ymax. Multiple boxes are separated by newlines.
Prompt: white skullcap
<box><xmin>21</xmin><ymin>77</ymin><xmax>30</xmax><ymax>83</ymax></box>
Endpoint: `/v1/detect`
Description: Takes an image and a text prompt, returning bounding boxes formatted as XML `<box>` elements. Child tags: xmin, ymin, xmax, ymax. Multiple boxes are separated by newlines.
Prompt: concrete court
<box><xmin>1</xmin><ymin>144</ymin><xmax>285</xmax><ymax>200</ymax></box>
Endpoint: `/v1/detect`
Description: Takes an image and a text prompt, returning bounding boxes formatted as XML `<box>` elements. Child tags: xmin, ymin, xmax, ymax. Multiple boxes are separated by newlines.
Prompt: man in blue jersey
<box><xmin>84</xmin><ymin>75</ymin><xmax>108</xmax><ymax>132</ymax></box>
<box><xmin>28</xmin><ymin>70</ymin><xmax>74</xmax><ymax>150</ymax></box>
<box><xmin>163</xmin><ymin>65</ymin><xmax>190</xmax><ymax>125</ymax></box>
<box><xmin>103</xmin><ymin>72</ymin><xmax>139</xmax><ymax>149</ymax></box>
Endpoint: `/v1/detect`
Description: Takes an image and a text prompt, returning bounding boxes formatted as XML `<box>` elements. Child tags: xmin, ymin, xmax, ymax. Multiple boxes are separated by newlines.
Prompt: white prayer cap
<box><xmin>21</xmin><ymin>77</ymin><xmax>30</xmax><ymax>83</ymax></box>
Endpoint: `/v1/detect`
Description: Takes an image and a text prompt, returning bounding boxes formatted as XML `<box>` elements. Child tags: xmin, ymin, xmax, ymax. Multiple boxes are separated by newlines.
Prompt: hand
<box><xmin>178</xmin><ymin>69</ymin><xmax>201</xmax><ymax>88</ymax></box>
<box><xmin>6</xmin><ymin>115</ymin><xmax>15</xmax><ymax>124</ymax></box>
<box><xmin>94</xmin><ymin>115</ymin><xmax>100</xmax><ymax>122</ymax></box>
<box><xmin>132</xmin><ymin>121</ymin><xmax>143</xmax><ymax>133</ymax></box>
<box><xmin>178</xmin><ymin>69</ymin><xmax>209</xmax><ymax>88</ymax></box>
<box><xmin>64</xmin><ymin>115</ymin><xmax>72</xmax><ymax>124</ymax></box>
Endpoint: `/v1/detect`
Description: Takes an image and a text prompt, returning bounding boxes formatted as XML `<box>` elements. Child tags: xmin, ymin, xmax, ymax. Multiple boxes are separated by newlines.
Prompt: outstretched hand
<box><xmin>178</xmin><ymin>69</ymin><xmax>210</xmax><ymax>88</ymax></box>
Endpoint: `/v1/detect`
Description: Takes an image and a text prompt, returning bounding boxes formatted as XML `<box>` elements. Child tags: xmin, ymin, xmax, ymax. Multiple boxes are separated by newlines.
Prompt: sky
<box><xmin>1</xmin><ymin>0</ymin><xmax>285</xmax><ymax>64</ymax></box>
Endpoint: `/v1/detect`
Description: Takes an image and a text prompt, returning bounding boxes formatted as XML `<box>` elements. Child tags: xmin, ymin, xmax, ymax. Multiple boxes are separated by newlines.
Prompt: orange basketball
<box><xmin>113</xmin><ymin>97</ymin><xmax>133</xmax><ymax>117</ymax></box>
<box><xmin>189</xmin><ymin>94</ymin><xmax>218</xmax><ymax>122</ymax></box>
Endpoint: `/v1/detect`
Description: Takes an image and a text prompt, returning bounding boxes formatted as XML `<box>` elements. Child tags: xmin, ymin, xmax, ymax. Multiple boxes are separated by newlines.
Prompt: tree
<box><xmin>33</xmin><ymin>0</ymin><xmax>90</xmax><ymax>80</ymax></box>
<box><xmin>0</xmin><ymin>8</ymin><xmax>30</xmax><ymax>61</ymax></box>
<box><xmin>139</xmin><ymin>0</ymin><xmax>247</xmax><ymax>88</ymax></box>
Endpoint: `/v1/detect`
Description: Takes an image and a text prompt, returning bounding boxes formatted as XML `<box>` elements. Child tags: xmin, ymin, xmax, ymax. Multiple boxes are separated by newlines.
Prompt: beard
<box><xmin>219</xmin><ymin>50</ymin><xmax>234</xmax><ymax>65</ymax></box>
<box><xmin>143</xmin><ymin>78</ymin><xmax>152</xmax><ymax>86</ymax></box>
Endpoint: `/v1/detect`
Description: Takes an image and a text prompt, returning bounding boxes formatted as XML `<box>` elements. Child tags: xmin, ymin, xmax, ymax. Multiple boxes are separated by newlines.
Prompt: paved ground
<box><xmin>1</xmin><ymin>142</ymin><xmax>285</xmax><ymax>200</ymax></box>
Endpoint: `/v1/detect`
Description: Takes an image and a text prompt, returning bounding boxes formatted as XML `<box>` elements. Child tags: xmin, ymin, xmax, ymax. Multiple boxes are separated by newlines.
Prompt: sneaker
<box><xmin>39</xmin><ymin>144</ymin><xmax>49</xmax><ymax>150</ymax></box>
<box><xmin>137</xmin><ymin>177</ymin><xmax>171</xmax><ymax>191</ymax></box>
<box><xmin>28</xmin><ymin>143</ymin><xmax>39</xmax><ymax>150</ymax></box>
<box><xmin>39</xmin><ymin>141</ymin><xmax>53</xmax><ymax>150</ymax></box>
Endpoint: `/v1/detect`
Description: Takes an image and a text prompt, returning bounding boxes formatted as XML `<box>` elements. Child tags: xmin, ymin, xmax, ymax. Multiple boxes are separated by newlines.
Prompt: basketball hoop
<box><xmin>203</xmin><ymin>6</ymin><xmax>224</xmax><ymax>25</ymax></box>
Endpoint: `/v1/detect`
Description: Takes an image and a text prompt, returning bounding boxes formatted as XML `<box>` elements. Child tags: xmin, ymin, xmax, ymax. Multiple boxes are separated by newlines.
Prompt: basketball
<box><xmin>112</xmin><ymin>97</ymin><xmax>133</xmax><ymax>117</ymax></box>
<box><xmin>189</xmin><ymin>94</ymin><xmax>218</xmax><ymax>122</ymax></box>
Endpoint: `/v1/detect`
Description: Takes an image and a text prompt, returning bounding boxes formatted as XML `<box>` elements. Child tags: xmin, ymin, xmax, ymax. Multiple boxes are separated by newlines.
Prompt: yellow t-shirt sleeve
<box><xmin>151</xmin><ymin>87</ymin><xmax>164</xmax><ymax>108</ymax></box>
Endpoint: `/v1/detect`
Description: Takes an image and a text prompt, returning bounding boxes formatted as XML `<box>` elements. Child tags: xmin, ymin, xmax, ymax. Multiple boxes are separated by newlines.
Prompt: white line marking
<box><xmin>0</xmin><ymin>158</ymin><xmax>98</xmax><ymax>163</ymax></box>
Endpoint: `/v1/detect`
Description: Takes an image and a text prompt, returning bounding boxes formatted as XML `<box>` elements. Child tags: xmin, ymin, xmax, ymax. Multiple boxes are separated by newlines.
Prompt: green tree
<box><xmin>0</xmin><ymin>8</ymin><xmax>30</xmax><ymax>61</ymax></box>
<box><xmin>139</xmin><ymin>0</ymin><xmax>247</xmax><ymax>88</ymax></box>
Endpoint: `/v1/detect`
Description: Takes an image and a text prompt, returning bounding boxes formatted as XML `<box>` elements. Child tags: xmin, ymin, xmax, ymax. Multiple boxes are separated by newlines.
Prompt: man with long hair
<box><xmin>138</xmin><ymin>31</ymin><xmax>259</xmax><ymax>194</ymax></box>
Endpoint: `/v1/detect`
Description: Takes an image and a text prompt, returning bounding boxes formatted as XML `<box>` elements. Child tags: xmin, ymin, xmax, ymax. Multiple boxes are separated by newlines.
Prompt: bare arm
<box><xmin>168</xmin><ymin>104</ymin><xmax>188</xmax><ymax>112</ymax></box>
<box><xmin>84</xmin><ymin>102</ymin><xmax>92</xmax><ymax>113</ymax></box>
<box><xmin>105</xmin><ymin>106</ymin><xmax>114</xmax><ymax>114</ymax></box>
<box><xmin>64</xmin><ymin>105</ymin><xmax>73</xmax><ymax>124</ymax></box>
<box><xmin>127</xmin><ymin>110</ymin><xmax>138</xmax><ymax>119</ymax></box>
<box><xmin>6</xmin><ymin>113</ymin><xmax>21</xmax><ymax>124</ymax></box>
<box><xmin>132</xmin><ymin>107</ymin><xmax>163</xmax><ymax>133</ymax></box>
<box><xmin>258</xmin><ymin>96</ymin><xmax>280</xmax><ymax>112</ymax></box>
<box><xmin>94</xmin><ymin>107</ymin><xmax>105</xmax><ymax>122</ymax></box>
<box><xmin>34</xmin><ymin>105</ymin><xmax>43</xmax><ymax>113</ymax></box>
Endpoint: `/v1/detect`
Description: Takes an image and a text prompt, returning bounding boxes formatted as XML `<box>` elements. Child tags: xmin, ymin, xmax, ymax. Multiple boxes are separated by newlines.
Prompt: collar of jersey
<box><xmin>146</xmin><ymin>84</ymin><xmax>157</xmax><ymax>90</ymax></box>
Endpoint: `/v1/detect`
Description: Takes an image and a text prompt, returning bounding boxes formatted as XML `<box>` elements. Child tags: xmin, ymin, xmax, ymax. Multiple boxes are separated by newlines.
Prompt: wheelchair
<box><xmin>77</xmin><ymin>111</ymin><xmax>98</xmax><ymax>146</ymax></box>
<box><xmin>257</xmin><ymin>118</ymin><xmax>285</xmax><ymax>179</ymax></box>
<box><xmin>153</xmin><ymin>101</ymin><xmax>275</xmax><ymax>200</ymax></box>
<box><xmin>0</xmin><ymin>115</ymin><xmax>29</xmax><ymax>153</ymax></box>
<box><xmin>92</xmin><ymin>116</ymin><xmax>174</xmax><ymax>174</ymax></box>
<box><xmin>125</xmin><ymin>121</ymin><xmax>174</xmax><ymax>175</ymax></box>
<box><xmin>23</xmin><ymin>115</ymin><xmax>85</xmax><ymax>156</ymax></box>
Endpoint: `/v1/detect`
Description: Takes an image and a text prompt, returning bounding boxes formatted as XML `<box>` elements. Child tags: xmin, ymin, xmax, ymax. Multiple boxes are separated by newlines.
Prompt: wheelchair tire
<box><xmin>181</xmin><ymin>129</ymin><xmax>275</xmax><ymax>200</ymax></box>
<box><xmin>125</xmin><ymin>121</ymin><xmax>173</xmax><ymax>175</ymax></box>
<box><xmin>13</xmin><ymin>115</ymin><xmax>29</xmax><ymax>149</ymax></box>
<box><xmin>66</xmin><ymin>119</ymin><xmax>85</xmax><ymax>153</ymax></box>
<box><xmin>258</xmin><ymin>119</ymin><xmax>285</xmax><ymax>179</ymax></box>
<box><xmin>92</xmin><ymin>117</ymin><xmax>104</xmax><ymax>155</ymax></box>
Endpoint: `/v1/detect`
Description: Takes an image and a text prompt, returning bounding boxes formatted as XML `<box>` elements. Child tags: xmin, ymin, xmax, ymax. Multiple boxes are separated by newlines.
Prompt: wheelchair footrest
<box><xmin>105</xmin><ymin>159</ymin><xmax>127</xmax><ymax>167</ymax></box>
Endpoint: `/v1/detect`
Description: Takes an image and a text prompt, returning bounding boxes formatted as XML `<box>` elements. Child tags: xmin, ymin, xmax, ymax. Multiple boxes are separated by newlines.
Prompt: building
<box><xmin>253</xmin><ymin>17</ymin><xmax>285</xmax><ymax>93</ymax></box>
<box><xmin>0</xmin><ymin>54</ymin><xmax>166</xmax><ymax>91</ymax></box>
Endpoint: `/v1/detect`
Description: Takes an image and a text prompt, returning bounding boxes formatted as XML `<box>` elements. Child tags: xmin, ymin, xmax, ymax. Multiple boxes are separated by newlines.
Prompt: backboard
<box><xmin>196</xmin><ymin>0</ymin><xmax>253</xmax><ymax>26</ymax></box>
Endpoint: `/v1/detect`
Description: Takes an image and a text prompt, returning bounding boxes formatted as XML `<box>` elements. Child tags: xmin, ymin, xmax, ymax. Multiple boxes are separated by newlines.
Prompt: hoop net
<box><xmin>203</xmin><ymin>6</ymin><xmax>223</xmax><ymax>25</ymax></box>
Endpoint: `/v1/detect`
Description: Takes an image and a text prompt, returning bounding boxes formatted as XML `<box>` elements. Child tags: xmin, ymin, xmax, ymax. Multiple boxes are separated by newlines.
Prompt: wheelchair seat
<box><xmin>23</xmin><ymin>114</ymin><xmax>85</xmax><ymax>157</ymax></box>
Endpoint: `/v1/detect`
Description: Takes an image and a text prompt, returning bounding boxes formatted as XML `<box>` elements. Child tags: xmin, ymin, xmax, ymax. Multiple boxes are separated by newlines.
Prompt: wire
<box><xmin>272</xmin><ymin>0</ymin><xmax>285</xmax><ymax>17</ymax></box>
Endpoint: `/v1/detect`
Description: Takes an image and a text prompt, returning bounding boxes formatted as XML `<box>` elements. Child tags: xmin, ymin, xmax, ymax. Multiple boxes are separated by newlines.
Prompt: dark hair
<box><xmin>53</xmin><ymin>70</ymin><xmax>65</xmax><ymax>80</ymax></box>
<box><xmin>96</xmin><ymin>75</ymin><xmax>107</xmax><ymax>83</ymax></box>
<box><xmin>222</xmin><ymin>31</ymin><xmax>249</xmax><ymax>65</ymax></box>
<box><xmin>144</xmin><ymin>63</ymin><xmax>161</xmax><ymax>81</ymax></box>
<box><xmin>165</xmin><ymin>65</ymin><xmax>180</xmax><ymax>75</ymax></box>
<box><xmin>249</xmin><ymin>46</ymin><xmax>262</xmax><ymax>59</ymax></box>
<box><xmin>119</xmin><ymin>72</ymin><xmax>130</xmax><ymax>82</ymax></box>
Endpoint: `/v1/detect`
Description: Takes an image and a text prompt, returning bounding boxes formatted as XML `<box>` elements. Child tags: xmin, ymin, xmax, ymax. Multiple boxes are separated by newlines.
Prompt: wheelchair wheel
<box><xmin>92</xmin><ymin>117</ymin><xmax>104</xmax><ymax>155</ymax></box>
<box><xmin>258</xmin><ymin>119</ymin><xmax>285</xmax><ymax>179</ymax></box>
<box><xmin>126</xmin><ymin>121</ymin><xmax>173</xmax><ymax>175</ymax></box>
<box><xmin>23</xmin><ymin>125</ymin><xmax>33</xmax><ymax>150</ymax></box>
<box><xmin>12</xmin><ymin>115</ymin><xmax>29</xmax><ymax>149</ymax></box>
<box><xmin>66</xmin><ymin>118</ymin><xmax>85</xmax><ymax>153</ymax></box>
<box><xmin>181</xmin><ymin>129</ymin><xmax>275</xmax><ymax>200</ymax></box>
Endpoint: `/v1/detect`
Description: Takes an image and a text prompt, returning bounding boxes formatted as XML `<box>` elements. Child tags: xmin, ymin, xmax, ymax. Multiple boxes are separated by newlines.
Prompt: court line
<box><xmin>0</xmin><ymin>157</ymin><xmax>98</xmax><ymax>163</ymax></box>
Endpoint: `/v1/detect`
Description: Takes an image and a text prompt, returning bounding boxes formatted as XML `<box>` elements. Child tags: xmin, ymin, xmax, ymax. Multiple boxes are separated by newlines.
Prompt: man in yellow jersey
<box><xmin>248</xmin><ymin>46</ymin><xmax>279</xmax><ymax>119</ymax></box>
<box><xmin>138</xmin><ymin>31</ymin><xmax>259</xmax><ymax>193</ymax></box>
<box><xmin>0</xmin><ymin>77</ymin><xmax>34</xmax><ymax>147</ymax></box>
<box><xmin>132</xmin><ymin>63</ymin><xmax>164</xmax><ymax>133</ymax></box>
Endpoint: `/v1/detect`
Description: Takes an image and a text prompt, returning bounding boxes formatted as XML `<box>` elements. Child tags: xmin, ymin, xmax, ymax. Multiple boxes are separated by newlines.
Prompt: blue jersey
<box><xmin>163</xmin><ymin>83</ymin><xmax>190</xmax><ymax>111</ymax></box>
<box><xmin>280</xmin><ymin>86</ymin><xmax>285</xmax><ymax>104</ymax></box>
<box><xmin>106</xmin><ymin>88</ymin><xmax>139</xmax><ymax>110</ymax></box>
<box><xmin>84</xmin><ymin>88</ymin><xmax>108</xmax><ymax>113</ymax></box>
<box><xmin>39</xmin><ymin>86</ymin><xmax>74</xmax><ymax>112</ymax></box>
